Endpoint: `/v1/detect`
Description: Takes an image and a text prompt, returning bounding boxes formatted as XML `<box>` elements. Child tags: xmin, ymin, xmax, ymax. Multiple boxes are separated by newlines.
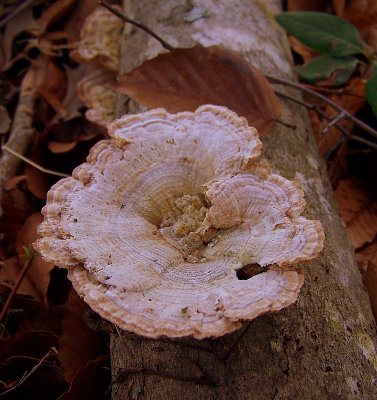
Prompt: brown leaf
<box><xmin>287</xmin><ymin>0</ymin><xmax>332</xmax><ymax>11</ymax></box>
<box><xmin>289</xmin><ymin>36</ymin><xmax>318</xmax><ymax>64</ymax></box>
<box><xmin>4</xmin><ymin>175</ymin><xmax>26</xmax><ymax>191</ymax></box>
<box><xmin>34</xmin><ymin>55</ymin><xmax>67</xmax><ymax>114</ymax></box>
<box><xmin>0</xmin><ymin>105</ymin><xmax>11</xmax><ymax>134</ymax></box>
<box><xmin>116</xmin><ymin>46</ymin><xmax>281</xmax><ymax>136</ymax></box>
<box><xmin>2</xmin><ymin>6</ymin><xmax>39</xmax><ymax>66</ymax></box>
<box><xmin>58</xmin><ymin>356</ymin><xmax>109</xmax><ymax>400</ymax></box>
<box><xmin>24</xmin><ymin>165</ymin><xmax>50</xmax><ymax>200</ymax></box>
<box><xmin>58</xmin><ymin>291</ymin><xmax>107</xmax><ymax>384</ymax></box>
<box><xmin>339</xmin><ymin>0</ymin><xmax>377</xmax><ymax>50</ymax></box>
<box><xmin>1</xmin><ymin>188</ymin><xmax>34</xmax><ymax>251</ymax></box>
<box><xmin>15</xmin><ymin>213</ymin><xmax>54</xmax><ymax>302</ymax></box>
<box><xmin>332</xmin><ymin>0</ymin><xmax>347</xmax><ymax>16</ymax></box>
<box><xmin>59</xmin><ymin>63</ymin><xmax>96</xmax><ymax>121</ymax></box>
<box><xmin>335</xmin><ymin>180</ymin><xmax>377</xmax><ymax>249</ymax></box>
<box><xmin>359</xmin><ymin>241</ymin><xmax>377</xmax><ymax>267</ymax></box>
<box><xmin>60</xmin><ymin>0</ymin><xmax>100</xmax><ymax>44</ymax></box>
<box><xmin>48</xmin><ymin>141</ymin><xmax>78</xmax><ymax>153</ymax></box>
<box><xmin>32</xmin><ymin>0</ymin><xmax>76</xmax><ymax>36</ymax></box>
<box><xmin>363</xmin><ymin>261</ymin><xmax>377</xmax><ymax>323</ymax></box>
<box><xmin>0</xmin><ymin>257</ymin><xmax>41</xmax><ymax>299</ymax></box>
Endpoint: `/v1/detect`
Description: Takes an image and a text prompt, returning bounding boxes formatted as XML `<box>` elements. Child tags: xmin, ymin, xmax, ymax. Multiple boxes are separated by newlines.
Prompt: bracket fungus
<box><xmin>36</xmin><ymin>105</ymin><xmax>324</xmax><ymax>339</ymax></box>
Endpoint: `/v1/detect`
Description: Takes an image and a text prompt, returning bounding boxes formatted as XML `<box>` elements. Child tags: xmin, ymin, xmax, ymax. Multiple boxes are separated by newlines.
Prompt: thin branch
<box><xmin>321</xmin><ymin>112</ymin><xmax>346</xmax><ymax>137</ymax></box>
<box><xmin>99</xmin><ymin>0</ymin><xmax>175</xmax><ymax>51</ymax></box>
<box><xmin>275</xmin><ymin>90</ymin><xmax>377</xmax><ymax>151</ymax></box>
<box><xmin>267</xmin><ymin>75</ymin><xmax>377</xmax><ymax>141</ymax></box>
<box><xmin>1</xmin><ymin>145</ymin><xmax>70</xmax><ymax>178</ymax></box>
<box><xmin>350</xmin><ymin>135</ymin><xmax>377</xmax><ymax>150</ymax></box>
<box><xmin>0</xmin><ymin>260</ymin><xmax>32</xmax><ymax>325</ymax></box>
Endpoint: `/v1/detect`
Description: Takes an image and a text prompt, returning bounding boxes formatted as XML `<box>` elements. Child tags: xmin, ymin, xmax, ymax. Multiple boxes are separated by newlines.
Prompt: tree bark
<box><xmin>111</xmin><ymin>1</ymin><xmax>377</xmax><ymax>399</ymax></box>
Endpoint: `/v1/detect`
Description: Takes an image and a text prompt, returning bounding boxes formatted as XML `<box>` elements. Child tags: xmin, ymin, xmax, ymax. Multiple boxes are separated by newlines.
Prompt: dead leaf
<box><xmin>60</xmin><ymin>0</ymin><xmax>99</xmax><ymax>44</ymax></box>
<box><xmin>116</xmin><ymin>46</ymin><xmax>281</xmax><ymax>136</ymax></box>
<box><xmin>338</xmin><ymin>0</ymin><xmax>377</xmax><ymax>50</ymax></box>
<box><xmin>0</xmin><ymin>257</ymin><xmax>41</xmax><ymax>299</ymax></box>
<box><xmin>359</xmin><ymin>241</ymin><xmax>377</xmax><ymax>267</ymax></box>
<box><xmin>0</xmin><ymin>105</ymin><xmax>11</xmax><ymax>134</ymax></box>
<box><xmin>59</xmin><ymin>63</ymin><xmax>96</xmax><ymax>121</ymax></box>
<box><xmin>15</xmin><ymin>213</ymin><xmax>54</xmax><ymax>303</ymax></box>
<box><xmin>32</xmin><ymin>0</ymin><xmax>76</xmax><ymax>36</ymax></box>
<box><xmin>4</xmin><ymin>175</ymin><xmax>26</xmax><ymax>191</ymax></box>
<box><xmin>48</xmin><ymin>117</ymin><xmax>106</xmax><ymax>144</ymax></box>
<box><xmin>3</xmin><ymin>6</ymin><xmax>39</xmax><ymax>66</ymax></box>
<box><xmin>34</xmin><ymin>55</ymin><xmax>67</xmax><ymax>114</ymax></box>
<box><xmin>24</xmin><ymin>148</ymin><xmax>51</xmax><ymax>200</ymax></box>
<box><xmin>58</xmin><ymin>355</ymin><xmax>109</xmax><ymax>400</ymax></box>
<box><xmin>48</xmin><ymin>141</ymin><xmax>78</xmax><ymax>153</ymax></box>
<box><xmin>333</xmin><ymin>0</ymin><xmax>347</xmax><ymax>16</ymax></box>
<box><xmin>1</xmin><ymin>188</ymin><xmax>34</xmax><ymax>251</ymax></box>
<box><xmin>58</xmin><ymin>291</ymin><xmax>107</xmax><ymax>384</ymax></box>
<box><xmin>289</xmin><ymin>36</ymin><xmax>319</xmax><ymax>64</ymax></box>
<box><xmin>287</xmin><ymin>0</ymin><xmax>332</xmax><ymax>11</ymax></box>
<box><xmin>363</xmin><ymin>261</ymin><xmax>377</xmax><ymax>322</ymax></box>
<box><xmin>335</xmin><ymin>179</ymin><xmax>377</xmax><ymax>249</ymax></box>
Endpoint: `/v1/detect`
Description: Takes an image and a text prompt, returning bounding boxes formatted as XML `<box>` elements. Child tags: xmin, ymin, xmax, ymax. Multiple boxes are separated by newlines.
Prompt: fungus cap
<box><xmin>36</xmin><ymin>105</ymin><xmax>324</xmax><ymax>339</ymax></box>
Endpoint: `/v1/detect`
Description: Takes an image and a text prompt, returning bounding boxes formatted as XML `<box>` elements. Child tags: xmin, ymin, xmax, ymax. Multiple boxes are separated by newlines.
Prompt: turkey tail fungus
<box><xmin>35</xmin><ymin>105</ymin><xmax>324</xmax><ymax>338</ymax></box>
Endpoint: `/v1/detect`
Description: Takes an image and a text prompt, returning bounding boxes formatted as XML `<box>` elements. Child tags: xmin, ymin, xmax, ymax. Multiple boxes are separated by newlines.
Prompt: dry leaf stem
<box><xmin>0</xmin><ymin>68</ymin><xmax>37</xmax><ymax>217</ymax></box>
<box><xmin>2</xmin><ymin>145</ymin><xmax>70</xmax><ymax>178</ymax></box>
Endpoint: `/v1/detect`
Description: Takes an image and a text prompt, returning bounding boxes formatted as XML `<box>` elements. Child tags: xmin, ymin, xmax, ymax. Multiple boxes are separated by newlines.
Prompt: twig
<box><xmin>0</xmin><ymin>260</ymin><xmax>32</xmax><ymax>325</ymax></box>
<box><xmin>266</xmin><ymin>75</ymin><xmax>377</xmax><ymax>141</ymax></box>
<box><xmin>0</xmin><ymin>68</ymin><xmax>37</xmax><ymax>217</ymax></box>
<box><xmin>99</xmin><ymin>0</ymin><xmax>175</xmax><ymax>51</ymax></box>
<box><xmin>0</xmin><ymin>0</ymin><xmax>37</xmax><ymax>29</ymax></box>
<box><xmin>350</xmin><ymin>135</ymin><xmax>377</xmax><ymax>150</ymax></box>
<box><xmin>1</xmin><ymin>145</ymin><xmax>70</xmax><ymax>178</ymax></box>
<box><xmin>0</xmin><ymin>348</ymin><xmax>58</xmax><ymax>397</ymax></box>
<box><xmin>321</xmin><ymin>112</ymin><xmax>346</xmax><ymax>137</ymax></box>
<box><xmin>275</xmin><ymin>91</ymin><xmax>377</xmax><ymax>151</ymax></box>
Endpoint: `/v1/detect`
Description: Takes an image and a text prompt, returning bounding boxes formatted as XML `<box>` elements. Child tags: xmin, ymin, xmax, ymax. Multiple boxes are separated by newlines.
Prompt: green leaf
<box><xmin>275</xmin><ymin>12</ymin><xmax>364</xmax><ymax>57</ymax></box>
<box><xmin>366</xmin><ymin>62</ymin><xmax>377</xmax><ymax>119</ymax></box>
<box><xmin>295</xmin><ymin>54</ymin><xmax>357</xmax><ymax>85</ymax></box>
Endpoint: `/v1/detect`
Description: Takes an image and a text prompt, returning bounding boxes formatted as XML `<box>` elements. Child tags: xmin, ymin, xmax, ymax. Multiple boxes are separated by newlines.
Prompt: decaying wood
<box><xmin>111</xmin><ymin>0</ymin><xmax>377</xmax><ymax>399</ymax></box>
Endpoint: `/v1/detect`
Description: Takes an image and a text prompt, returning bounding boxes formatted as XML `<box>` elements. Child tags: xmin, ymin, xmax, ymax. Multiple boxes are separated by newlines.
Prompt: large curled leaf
<box><xmin>275</xmin><ymin>12</ymin><xmax>364</xmax><ymax>57</ymax></box>
<box><xmin>115</xmin><ymin>46</ymin><xmax>281</xmax><ymax>136</ymax></box>
<box><xmin>366</xmin><ymin>62</ymin><xmax>377</xmax><ymax>119</ymax></box>
<box><xmin>295</xmin><ymin>54</ymin><xmax>357</xmax><ymax>85</ymax></box>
